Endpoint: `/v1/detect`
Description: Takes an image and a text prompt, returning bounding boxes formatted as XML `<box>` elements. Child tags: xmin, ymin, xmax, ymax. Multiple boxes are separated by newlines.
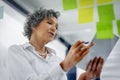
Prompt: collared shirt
<box><xmin>7</xmin><ymin>42</ymin><xmax>67</xmax><ymax>80</ymax></box>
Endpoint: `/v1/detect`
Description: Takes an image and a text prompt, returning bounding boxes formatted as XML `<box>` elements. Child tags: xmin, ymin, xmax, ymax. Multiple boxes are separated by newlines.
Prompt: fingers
<box><xmin>80</xmin><ymin>42</ymin><xmax>94</xmax><ymax>50</ymax></box>
<box><xmin>86</xmin><ymin>56</ymin><xmax>104</xmax><ymax>78</ymax></box>
<box><xmin>86</xmin><ymin>59</ymin><xmax>93</xmax><ymax>72</ymax></box>
<box><xmin>72</xmin><ymin>40</ymin><xmax>84</xmax><ymax>48</ymax></box>
<box><xmin>86</xmin><ymin>57</ymin><xmax>104</xmax><ymax>73</ymax></box>
<box><xmin>76</xmin><ymin>42</ymin><xmax>94</xmax><ymax>57</ymax></box>
<box><xmin>79</xmin><ymin>48</ymin><xmax>89</xmax><ymax>60</ymax></box>
<box><xmin>72</xmin><ymin>41</ymin><xmax>94</xmax><ymax>52</ymax></box>
<box><xmin>71</xmin><ymin>41</ymin><xmax>94</xmax><ymax>62</ymax></box>
<box><xmin>99</xmin><ymin>57</ymin><xmax>104</xmax><ymax>65</ymax></box>
<box><xmin>96</xmin><ymin>57</ymin><xmax>104</xmax><ymax>72</ymax></box>
<box><xmin>91</xmin><ymin>57</ymin><xmax>98</xmax><ymax>72</ymax></box>
<box><xmin>96</xmin><ymin>57</ymin><xmax>104</xmax><ymax>70</ymax></box>
<box><xmin>67</xmin><ymin>41</ymin><xmax>94</xmax><ymax>68</ymax></box>
<box><xmin>86</xmin><ymin>57</ymin><xmax>98</xmax><ymax>72</ymax></box>
<box><xmin>95</xmin><ymin>57</ymin><xmax>104</xmax><ymax>77</ymax></box>
<box><xmin>87</xmin><ymin>42</ymin><xmax>94</xmax><ymax>49</ymax></box>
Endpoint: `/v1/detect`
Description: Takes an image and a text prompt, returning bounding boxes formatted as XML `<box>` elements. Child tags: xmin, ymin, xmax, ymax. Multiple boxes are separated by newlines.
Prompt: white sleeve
<box><xmin>8</xmin><ymin>45</ymin><xmax>67</xmax><ymax>80</ymax></box>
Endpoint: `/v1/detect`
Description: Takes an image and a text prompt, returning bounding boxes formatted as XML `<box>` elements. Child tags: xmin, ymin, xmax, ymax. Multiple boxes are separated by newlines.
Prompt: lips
<box><xmin>48</xmin><ymin>32</ymin><xmax>55</xmax><ymax>37</ymax></box>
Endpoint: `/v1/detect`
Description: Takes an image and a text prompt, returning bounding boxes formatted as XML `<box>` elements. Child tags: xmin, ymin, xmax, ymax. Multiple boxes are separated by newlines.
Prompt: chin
<box><xmin>50</xmin><ymin>38</ymin><xmax>54</xmax><ymax>42</ymax></box>
<box><xmin>47</xmin><ymin>38</ymin><xmax>54</xmax><ymax>42</ymax></box>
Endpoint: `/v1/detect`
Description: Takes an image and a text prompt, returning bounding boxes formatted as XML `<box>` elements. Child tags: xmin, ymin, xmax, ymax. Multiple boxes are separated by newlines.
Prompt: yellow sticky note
<box><xmin>78</xmin><ymin>7</ymin><xmax>94</xmax><ymax>24</ymax></box>
<box><xmin>97</xmin><ymin>0</ymin><xmax>113</xmax><ymax>4</ymax></box>
<box><xmin>79</xmin><ymin>0</ymin><xmax>94</xmax><ymax>7</ymax></box>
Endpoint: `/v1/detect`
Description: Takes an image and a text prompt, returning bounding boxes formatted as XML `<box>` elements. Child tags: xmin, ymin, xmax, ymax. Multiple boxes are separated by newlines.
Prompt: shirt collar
<box><xmin>22</xmin><ymin>42</ymin><xmax>33</xmax><ymax>49</ymax></box>
<box><xmin>22</xmin><ymin>42</ymin><xmax>56</xmax><ymax>55</ymax></box>
<box><xmin>46</xmin><ymin>47</ymin><xmax>56</xmax><ymax>55</ymax></box>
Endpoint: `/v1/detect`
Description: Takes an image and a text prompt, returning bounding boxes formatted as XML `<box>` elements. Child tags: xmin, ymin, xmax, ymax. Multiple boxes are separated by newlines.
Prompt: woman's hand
<box><xmin>78</xmin><ymin>57</ymin><xmax>104</xmax><ymax>80</ymax></box>
<box><xmin>60</xmin><ymin>40</ymin><xmax>94</xmax><ymax>71</ymax></box>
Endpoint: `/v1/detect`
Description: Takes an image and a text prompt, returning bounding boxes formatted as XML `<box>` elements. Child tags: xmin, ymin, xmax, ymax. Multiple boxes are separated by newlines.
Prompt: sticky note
<box><xmin>117</xmin><ymin>20</ymin><xmax>120</xmax><ymax>36</ymax></box>
<box><xmin>115</xmin><ymin>0</ymin><xmax>120</xmax><ymax>2</ymax></box>
<box><xmin>79</xmin><ymin>0</ymin><xmax>94</xmax><ymax>7</ymax></box>
<box><xmin>0</xmin><ymin>6</ymin><xmax>4</xmax><ymax>19</ymax></box>
<box><xmin>98</xmin><ymin>4</ymin><xmax>115</xmax><ymax>21</ymax></box>
<box><xmin>62</xmin><ymin>0</ymin><xmax>77</xmax><ymax>10</ymax></box>
<box><xmin>97</xmin><ymin>0</ymin><xmax>113</xmax><ymax>4</ymax></box>
<box><xmin>96</xmin><ymin>21</ymin><xmax>114</xmax><ymax>39</ymax></box>
<box><xmin>78</xmin><ymin>7</ymin><xmax>94</xmax><ymax>24</ymax></box>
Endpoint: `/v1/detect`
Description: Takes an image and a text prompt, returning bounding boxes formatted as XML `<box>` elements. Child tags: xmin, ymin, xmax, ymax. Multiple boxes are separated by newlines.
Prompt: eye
<box><xmin>55</xmin><ymin>25</ymin><xmax>58</xmax><ymax>30</ymax></box>
<box><xmin>47</xmin><ymin>22</ymin><xmax>52</xmax><ymax>25</ymax></box>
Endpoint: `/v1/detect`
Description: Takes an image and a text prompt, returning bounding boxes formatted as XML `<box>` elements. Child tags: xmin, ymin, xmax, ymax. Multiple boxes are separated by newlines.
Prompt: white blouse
<box><xmin>7</xmin><ymin>42</ymin><xmax>67</xmax><ymax>80</ymax></box>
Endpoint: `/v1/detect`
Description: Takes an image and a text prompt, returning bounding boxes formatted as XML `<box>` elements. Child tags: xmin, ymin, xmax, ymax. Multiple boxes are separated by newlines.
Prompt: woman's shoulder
<box><xmin>8</xmin><ymin>42</ymin><xmax>29</xmax><ymax>51</ymax></box>
<box><xmin>8</xmin><ymin>43</ymin><xmax>27</xmax><ymax>55</ymax></box>
<box><xmin>8</xmin><ymin>44</ymin><xmax>20</xmax><ymax>51</ymax></box>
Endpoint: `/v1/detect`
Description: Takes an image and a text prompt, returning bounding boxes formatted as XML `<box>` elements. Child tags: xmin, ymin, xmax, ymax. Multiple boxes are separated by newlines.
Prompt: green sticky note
<box><xmin>63</xmin><ymin>0</ymin><xmax>77</xmax><ymax>10</ymax></box>
<box><xmin>117</xmin><ymin>20</ymin><xmax>120</xmax><ymax>36</ymax></box>
<box><xmin>0</xmin><ymin>6</ymin><xmax>4</xmax><ymax>19</ymax></box>
<box><xmin>96</xmin><ymin>21</ymin><xmax>114</xmax><ymax>39</ymax></box>
<box><xmin>97</xmin><ymin>0</ymin><xmax>113</xmax><ymax>4</ymax></box>
<box><xmin>78</xmin><ymin>7</ymin><xmax>94</xmax><ymax>24</ymax></box>
<box><xmin>79</xmin><ymin>0</ymin><xmax>94</xmax><ymax>7</ymax></box>
<box><xmin>98</xmin><ymin>4</ymin><xmax>115</xmax><ymax>21</ymax></box>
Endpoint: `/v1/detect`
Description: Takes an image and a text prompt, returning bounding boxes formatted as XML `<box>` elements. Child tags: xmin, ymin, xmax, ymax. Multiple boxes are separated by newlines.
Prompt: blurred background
<box><xmin>0</xmin><ymin>0</ymin><xmax>120</xmax><ymax>80</ymax></box>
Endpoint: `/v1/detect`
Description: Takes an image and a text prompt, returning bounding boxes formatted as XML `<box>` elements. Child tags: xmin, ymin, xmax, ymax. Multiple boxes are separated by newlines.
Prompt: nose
<box><xmin>51</xmin><ymin>25</ymin><xmax>57</xmax><ymax>32</ymax></box>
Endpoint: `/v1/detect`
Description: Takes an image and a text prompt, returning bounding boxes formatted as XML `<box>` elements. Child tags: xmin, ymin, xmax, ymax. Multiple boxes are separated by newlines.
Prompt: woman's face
<box><xmin>32</xmin><ymin>17</ymin><xmax>58</xmax><ymax>43</ymax></box>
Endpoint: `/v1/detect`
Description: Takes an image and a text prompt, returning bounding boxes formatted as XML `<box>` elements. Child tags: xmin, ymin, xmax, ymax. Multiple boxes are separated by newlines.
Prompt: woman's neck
<box><xmin>29</xmin><ymin>38</ymin><xmax>46</xmax><ymax>53</ymax></box>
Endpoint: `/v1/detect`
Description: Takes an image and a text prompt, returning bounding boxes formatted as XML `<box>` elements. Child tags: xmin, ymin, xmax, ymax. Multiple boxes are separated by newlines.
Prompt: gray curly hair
<box><xmin>23</xmin><ymin>8</ymin><xmax>60</xmax><ymax>40</ymax></box>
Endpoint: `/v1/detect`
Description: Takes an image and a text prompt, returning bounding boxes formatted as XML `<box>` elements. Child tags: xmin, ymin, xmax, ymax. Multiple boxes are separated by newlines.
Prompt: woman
<box><xmin>8</xmin><ymin>8</ymin><xmax>103</xmax><ymax>80</ymax></box>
